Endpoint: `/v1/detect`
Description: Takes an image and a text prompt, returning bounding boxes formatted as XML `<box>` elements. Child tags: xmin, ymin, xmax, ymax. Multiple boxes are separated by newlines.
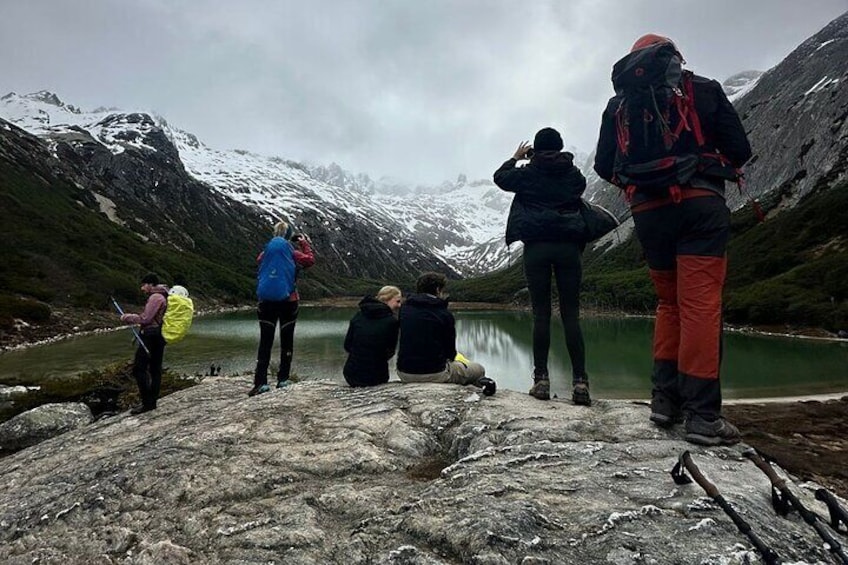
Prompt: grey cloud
<box><xmin>1</xmin><ymin>0</ymin><xmax>846</xmax><ymax>184</ymax></box>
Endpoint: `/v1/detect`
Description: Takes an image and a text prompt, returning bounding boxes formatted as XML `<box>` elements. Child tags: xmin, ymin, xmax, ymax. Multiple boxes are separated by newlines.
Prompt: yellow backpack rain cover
<box><xmin>162</xmin><ymin>294</ymin><xmax>194</xmax><ymax>344</ymax></box>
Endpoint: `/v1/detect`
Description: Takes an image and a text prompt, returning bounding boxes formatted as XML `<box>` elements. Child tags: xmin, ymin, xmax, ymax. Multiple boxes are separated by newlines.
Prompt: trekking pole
<box><xmin>744</xmin><ymin>449</ymin><xmax>848</xmax><ymax>564</ymax></box>
<box><xmin>816</xmin><ymin>488</ymin><xmax>848</xmax><ymax>536</ymax></box>
<box><xmin>110</xmin><ymin>296</ymin><xmax>150</xmax><ymax>356</ymax></box>
<box><xmin>671</xmin><ymin>450</ymin><xmax>781</xmax><ymax>565</ymax></box>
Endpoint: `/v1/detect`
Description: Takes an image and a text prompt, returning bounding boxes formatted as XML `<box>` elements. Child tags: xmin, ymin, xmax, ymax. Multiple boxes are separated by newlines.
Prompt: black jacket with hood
<box><xmin>594</xmin><ymin>72</ymin><xmax>752</xmax><ymax>203</ymax></box>
<box><xmin>343</xmin><ymin>296</ymin><xmax>399</xmax><ymax>387</ymax></box>
<box><xmin>494</xmin><ymin>151</ymin><xmax>587</xmax><ymax>245</ymax></box>
<box><xmin>397</xmin><ymin>293</ymin><xmax>456</xmax><ymax>375</ymax></box>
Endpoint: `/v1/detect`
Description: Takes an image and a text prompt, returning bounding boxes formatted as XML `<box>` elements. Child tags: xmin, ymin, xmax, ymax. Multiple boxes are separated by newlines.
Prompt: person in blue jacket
<box><xmin>249</xmin><ymin>221</ymin><xmax>315</xmax><ymax>396</ymax></box>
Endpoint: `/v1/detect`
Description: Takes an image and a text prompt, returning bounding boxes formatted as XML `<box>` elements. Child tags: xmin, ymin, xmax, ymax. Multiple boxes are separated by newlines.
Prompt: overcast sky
<box><xmin>1</xmin><ymin>1</ymin><xmax>846</xmax><ymax>185</ymax></box>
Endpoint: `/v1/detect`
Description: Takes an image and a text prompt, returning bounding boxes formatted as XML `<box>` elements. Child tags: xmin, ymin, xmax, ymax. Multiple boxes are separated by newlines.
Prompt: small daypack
<box><xmin>611</xmin><ymin>42</ymin><xmax>707</xmax><ymax>198</ymax></box>
<box><xmin>162</xmin><ymin>293</ymin><xmax>194</xmax><ymax>344</ymax></box>
<box><xmin>256</xmin><ymin>237</ymin><xmax>296</xmax><ymax>301</ymax></box>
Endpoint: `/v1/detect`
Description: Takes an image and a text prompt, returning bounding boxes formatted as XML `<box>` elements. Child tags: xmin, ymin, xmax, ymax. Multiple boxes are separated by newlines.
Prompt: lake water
<box><xmin>2</xmin><ymin>307</ymin><xmax>847</xmax><ymax>399</ymax></box>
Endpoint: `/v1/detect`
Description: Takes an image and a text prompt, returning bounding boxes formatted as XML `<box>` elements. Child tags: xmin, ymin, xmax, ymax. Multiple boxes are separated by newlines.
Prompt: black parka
<box><xmin>397</xmin><ymin>293</ymin><xmax>456</xmax><ymax>375</ymax></box>
<box><xmin>343</xmin><ymin>296</ymin><xmax>399</xmax><ymax>387</ymax></box>
<box><xmin>494</xmin><ymin>151</ymin><xmax>587</xmax><ymax>245</ymax></box>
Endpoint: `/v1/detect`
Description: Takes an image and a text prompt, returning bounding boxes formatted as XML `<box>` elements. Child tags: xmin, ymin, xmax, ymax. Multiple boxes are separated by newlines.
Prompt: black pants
<box><xmin>523</xmin><ymin>240</ymin><xmax>587</xmax><ymax>382</ymax></box>
<box><xmin>254</xmin><ymin>300</ymin><xmax>299</xmax><ymax>386</ymax></box>
<box><xmin>133</xmin><ymin>329</ymin><xmax>166</xmax><ymax>408</ymax></box>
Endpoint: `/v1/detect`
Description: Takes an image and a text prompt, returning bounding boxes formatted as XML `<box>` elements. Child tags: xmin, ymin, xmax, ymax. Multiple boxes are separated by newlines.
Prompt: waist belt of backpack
<box><xmin>630</xmin><ymin>187</ymin><xmax>718</xmax><ymax>213</ymax></box>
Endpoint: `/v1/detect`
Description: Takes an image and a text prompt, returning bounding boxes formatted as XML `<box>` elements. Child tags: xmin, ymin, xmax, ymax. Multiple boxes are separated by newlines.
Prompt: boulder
<box><xmin>0</xmin><ymin>402</ymin><xmax>93</xmax><ymax>452</ymax></box>
<box><xmin>0</xmin><ymin>379</ymin><xmax>840</xmax><ymax>563</ymax></box>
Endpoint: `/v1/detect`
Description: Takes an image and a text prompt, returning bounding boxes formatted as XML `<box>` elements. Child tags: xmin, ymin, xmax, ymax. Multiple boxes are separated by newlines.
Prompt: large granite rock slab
<box><xmin>0</xmin><ymin>402</ymin><xmax>92</xmax><ymax>452</ymax></box>
<box><xmin>0</xmin><ymin>379</ymin><xmax>840</xmax><ymax>563</ymax></box>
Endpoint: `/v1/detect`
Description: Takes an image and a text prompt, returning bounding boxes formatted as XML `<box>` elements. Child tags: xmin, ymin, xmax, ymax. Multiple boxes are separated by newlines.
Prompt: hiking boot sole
<box><xmin>650</xmin><ymin>412</ymin><xmax>683</xmax><ymax>428</ymax></box>
<box><xmin>684</xmin><ymin>432</ymin><xmax>742</xmax><ymax>446</ymax></box>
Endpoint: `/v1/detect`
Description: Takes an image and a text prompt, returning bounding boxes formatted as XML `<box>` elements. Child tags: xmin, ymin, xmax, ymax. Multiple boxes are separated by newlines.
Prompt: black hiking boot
<box><xmin>649</xmin><ymin>393</ymin><xmax>683</xmax><ymax>428</ymax></box>
<box><xmin>684</xmin><ymin>416</ymin><xmax>741</xmax><ymax>446</ymax></box>
<box><xmin>477</xmin><ymin>377</ymin><xmax>497</xmax><ymax>396</ymax></box>
<box><xmin>572</xmin><ymin>382</ymin><xmax>591</xmax><ymax>406</ymax></box>
<box><xmin>130</xmin><ymin>403</ymin><xmax>155</xmax><ymax>415</ymax></box>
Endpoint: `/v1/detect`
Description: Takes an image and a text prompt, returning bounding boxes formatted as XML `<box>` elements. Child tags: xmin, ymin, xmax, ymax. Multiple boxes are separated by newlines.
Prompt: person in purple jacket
<box><xmin>120</xmin><ymin>273</ymin><xmax>169</xmax><ymax>414</ymax></box>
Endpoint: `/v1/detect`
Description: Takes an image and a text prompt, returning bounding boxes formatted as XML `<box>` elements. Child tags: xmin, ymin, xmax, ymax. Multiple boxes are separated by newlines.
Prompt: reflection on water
<box><xmin>1</xmin><ymin>307</ymin><xmax>847</xmax><ymax>399</ymax></box>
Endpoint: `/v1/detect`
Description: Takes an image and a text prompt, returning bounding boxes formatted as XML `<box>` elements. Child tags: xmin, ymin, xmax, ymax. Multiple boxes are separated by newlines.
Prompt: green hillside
<box><xmin>0</xmin><ymin>157</ymin><xmax>387</xmax><ymax>325</ymax></box>
<box><xmin>0</xmin><ymin>157</ymin><xmax>255</xmax><ymax>323</ymax></box>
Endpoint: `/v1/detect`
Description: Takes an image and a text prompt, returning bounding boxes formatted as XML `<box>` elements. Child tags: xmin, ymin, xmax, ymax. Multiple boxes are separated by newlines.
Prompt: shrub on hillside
<box><xmin>0</xmin><ymin>295</ymin><xmax>52</xmax><ymax>323</ymax></box>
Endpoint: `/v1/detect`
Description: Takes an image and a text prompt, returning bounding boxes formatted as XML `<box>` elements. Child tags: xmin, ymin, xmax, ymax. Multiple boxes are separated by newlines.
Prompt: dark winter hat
<box><xmin>533</xmin><ymin>128</ymin><xmax>563</xmax><ymax>152</ymax></box>
<box><xmin>141</xmin><ymin>273</ymin><xmax>159</xmax><ymax>285</ymax></box>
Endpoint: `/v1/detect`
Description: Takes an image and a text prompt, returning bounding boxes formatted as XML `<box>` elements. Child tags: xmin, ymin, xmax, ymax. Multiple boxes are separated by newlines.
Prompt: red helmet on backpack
<box><xmin>631</xmin><ymin>34</ymin><xmax>674</xmax><ymax>52</ymax></box>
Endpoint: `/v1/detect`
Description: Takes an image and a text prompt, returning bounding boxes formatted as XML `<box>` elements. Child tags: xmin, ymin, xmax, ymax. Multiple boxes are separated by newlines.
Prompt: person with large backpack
<box><xmin>493</xmin><ymin>127</ymin><xmax>592</xmax><ymax>406</ymax></box>
<box><xmin>594</xmin><ymin>34</ymin><xmax>752</xmax><ymax>446</ymax></box>
<box><xmin>249</xmin><ymin>220</ymin><xmax>315</xmax><ymax>396</ymax></box>
<box><xmin>119</xmin><ymin>273</ymin><xmax>169</xmax><ymax>414</ymax></box>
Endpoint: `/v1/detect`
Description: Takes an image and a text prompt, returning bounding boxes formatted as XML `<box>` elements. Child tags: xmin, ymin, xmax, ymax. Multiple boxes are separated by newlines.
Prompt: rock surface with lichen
<box><xmin>0</xmin><ymin>378</ymin><xmax>841</xmax><ymax>564</ymax></box>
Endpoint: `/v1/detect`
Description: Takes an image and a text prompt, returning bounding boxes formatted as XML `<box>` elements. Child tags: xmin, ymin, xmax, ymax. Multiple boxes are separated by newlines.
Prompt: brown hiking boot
<box><xmin>684</xmin><ymin>416</ymin><xmax>741</xmax><ymax>446</ymax></box>
<box><xmin>529</xmin><ymin>379</ymin><xmax>550</xmax><ymax>401</ymax></box>
<box><xmin>572</xmin><ymin>382</ymin><xmax>591</xmax><ymax>406</ymax></box>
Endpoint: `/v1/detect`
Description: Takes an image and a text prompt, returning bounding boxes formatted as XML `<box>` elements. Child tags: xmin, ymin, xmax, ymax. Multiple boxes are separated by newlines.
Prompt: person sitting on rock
<box><xmin>396</xmin><ymin>272</ymin><xmax>496</xmax><ymax>395</ymax></box>
<box><xmin>343</xmin><ymin>285</ymin><xmax>402</xmax><ymax>387</ymax></box>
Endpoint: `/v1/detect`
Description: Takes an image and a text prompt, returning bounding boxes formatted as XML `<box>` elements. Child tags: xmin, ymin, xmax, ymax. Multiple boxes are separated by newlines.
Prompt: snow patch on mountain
<box><xmin>723</xmin><ymin>71</ymin><xmax>764</xmax><ymax>103</ymax></box>
<box><xmin>0</xmin><ymin>91</ymin><xmax>519</xmax><ymax>275</ymax></box>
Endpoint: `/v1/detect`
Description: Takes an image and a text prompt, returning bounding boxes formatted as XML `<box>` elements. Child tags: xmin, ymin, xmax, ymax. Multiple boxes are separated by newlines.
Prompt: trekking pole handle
<box><xmin>746</xmin><ymin>450</ymin><xmax>848</xmax><ymax>564</ymax></box>
<box><xmin>676</xmin><ymin>451</ymin><xmax>781</xmax><ymax>565</ymax></box>
<box><xmin>816</xmin><ymin>488</ymin><xmax>848</xmax><ymax>532</ymax></box>
<box><xmin>743</xmin><ymin>450</ymin><xmax>786</xmax><ymax>489</ymax></box>
<box><xmin>680</xmin><ymin>451</ymin><xmax>720</xmax><ymax>498</ymax></box>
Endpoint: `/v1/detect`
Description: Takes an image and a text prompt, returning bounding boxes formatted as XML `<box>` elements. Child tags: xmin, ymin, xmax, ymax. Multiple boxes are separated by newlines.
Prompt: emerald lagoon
<box><xmin>2</xmin><ymin>307</ymin><xmax>847</xmax><ymax>400</ymax></box>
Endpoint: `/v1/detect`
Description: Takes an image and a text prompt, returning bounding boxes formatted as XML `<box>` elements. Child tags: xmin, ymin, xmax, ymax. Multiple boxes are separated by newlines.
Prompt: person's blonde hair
<box><xmin>273</xmin><ymin>221</ymin><xmax>289</xmax><ymax>238</ymax></box>
<box><xmin>376</xmin><ymin>285</ymin><xmax>401</xmax><ymax>304</ymax></box>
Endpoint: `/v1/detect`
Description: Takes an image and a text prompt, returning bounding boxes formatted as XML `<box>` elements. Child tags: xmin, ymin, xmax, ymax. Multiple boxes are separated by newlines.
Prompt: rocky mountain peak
<box><xmin>722</xmin><ymin>70</ymin><xmax>764</xmax><ymax>102</ymax></box>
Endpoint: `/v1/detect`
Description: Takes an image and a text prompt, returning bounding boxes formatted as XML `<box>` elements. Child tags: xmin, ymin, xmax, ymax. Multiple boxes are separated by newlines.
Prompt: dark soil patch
<box><xmin>724</xmin><ymin>397</ymin><xmax>848</xmax><ymax>498</ymax></box>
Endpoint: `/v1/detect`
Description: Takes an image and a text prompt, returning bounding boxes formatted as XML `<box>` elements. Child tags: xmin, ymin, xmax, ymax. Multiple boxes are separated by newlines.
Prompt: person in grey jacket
<box><xmin>494</xmin><ymin>127</ymin><xmax>591</xmax><ymax>406</ymax></box>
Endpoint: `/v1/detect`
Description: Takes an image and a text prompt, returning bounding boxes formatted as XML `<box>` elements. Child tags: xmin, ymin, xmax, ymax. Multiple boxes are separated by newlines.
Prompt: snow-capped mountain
<box><xmin>722</xmin><ymin>70</ymin><xmax>764</xmax><ymax>102</ymax></box>
<box><xmin>1</xmin><ymin>90</ymin><xmax>515</xmax><ymax>276</ymax></box>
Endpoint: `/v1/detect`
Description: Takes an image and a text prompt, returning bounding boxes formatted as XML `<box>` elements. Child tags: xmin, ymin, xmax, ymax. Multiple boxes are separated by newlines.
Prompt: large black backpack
<box><xmin>610</xmin><ymin>42</ymin><xmax>706</xmax><ymax>197</ymax></box>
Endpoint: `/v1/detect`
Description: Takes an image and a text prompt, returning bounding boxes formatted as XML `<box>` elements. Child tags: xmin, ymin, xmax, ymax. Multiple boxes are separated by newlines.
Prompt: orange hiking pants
<box><xmin>633</xmin><ymin>194</ymin><xmax>730</xmax><ymax>419</ymax></box>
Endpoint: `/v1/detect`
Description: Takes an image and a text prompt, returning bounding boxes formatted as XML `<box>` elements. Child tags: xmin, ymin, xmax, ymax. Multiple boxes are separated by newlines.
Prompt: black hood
<box><xmin>404</xmin><ymin>293</ymin><xmax>449</xmax><ymax>309</ymax></box>
<box><xmin>358</xmin><ymin>295</ymin><xmax>394</xmax><ymax>319</ymax></box>
<box><xmin>530</xmin><ymin>151</ymin><xmax>575</xmax><ymax>174</ymax></box>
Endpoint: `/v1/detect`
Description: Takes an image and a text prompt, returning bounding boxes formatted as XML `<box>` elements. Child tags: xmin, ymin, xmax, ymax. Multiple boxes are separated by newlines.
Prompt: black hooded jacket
<box><xmin>494</xmin><ymin>151</ymin><xmax>587</xmax><ymax>245</ymax></box>
<box><xmin>397</xmin><ymin>293</ymin><xmax>456</xmax><ymax>375</ymax></box>
<box><xmin>594</xmin><ymin>72</ymin><xmax>752</xmax><ymax>201</ymax></box>
<box><xmin>343</xmin><ymin>296</ymin><xmax>399</xmax><ymax>387</ymax></box>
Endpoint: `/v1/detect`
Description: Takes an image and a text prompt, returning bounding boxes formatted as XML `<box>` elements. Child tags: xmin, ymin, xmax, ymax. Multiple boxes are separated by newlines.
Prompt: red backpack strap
<box><xmin>683</xmin><ymin>73</ymin><xmax>705</xmax><ymax>147</ymax></box>
<box><xmin>614</xmin><ymin>99</ymin><xmax>630</xmax><ymax>155</ymax></box>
